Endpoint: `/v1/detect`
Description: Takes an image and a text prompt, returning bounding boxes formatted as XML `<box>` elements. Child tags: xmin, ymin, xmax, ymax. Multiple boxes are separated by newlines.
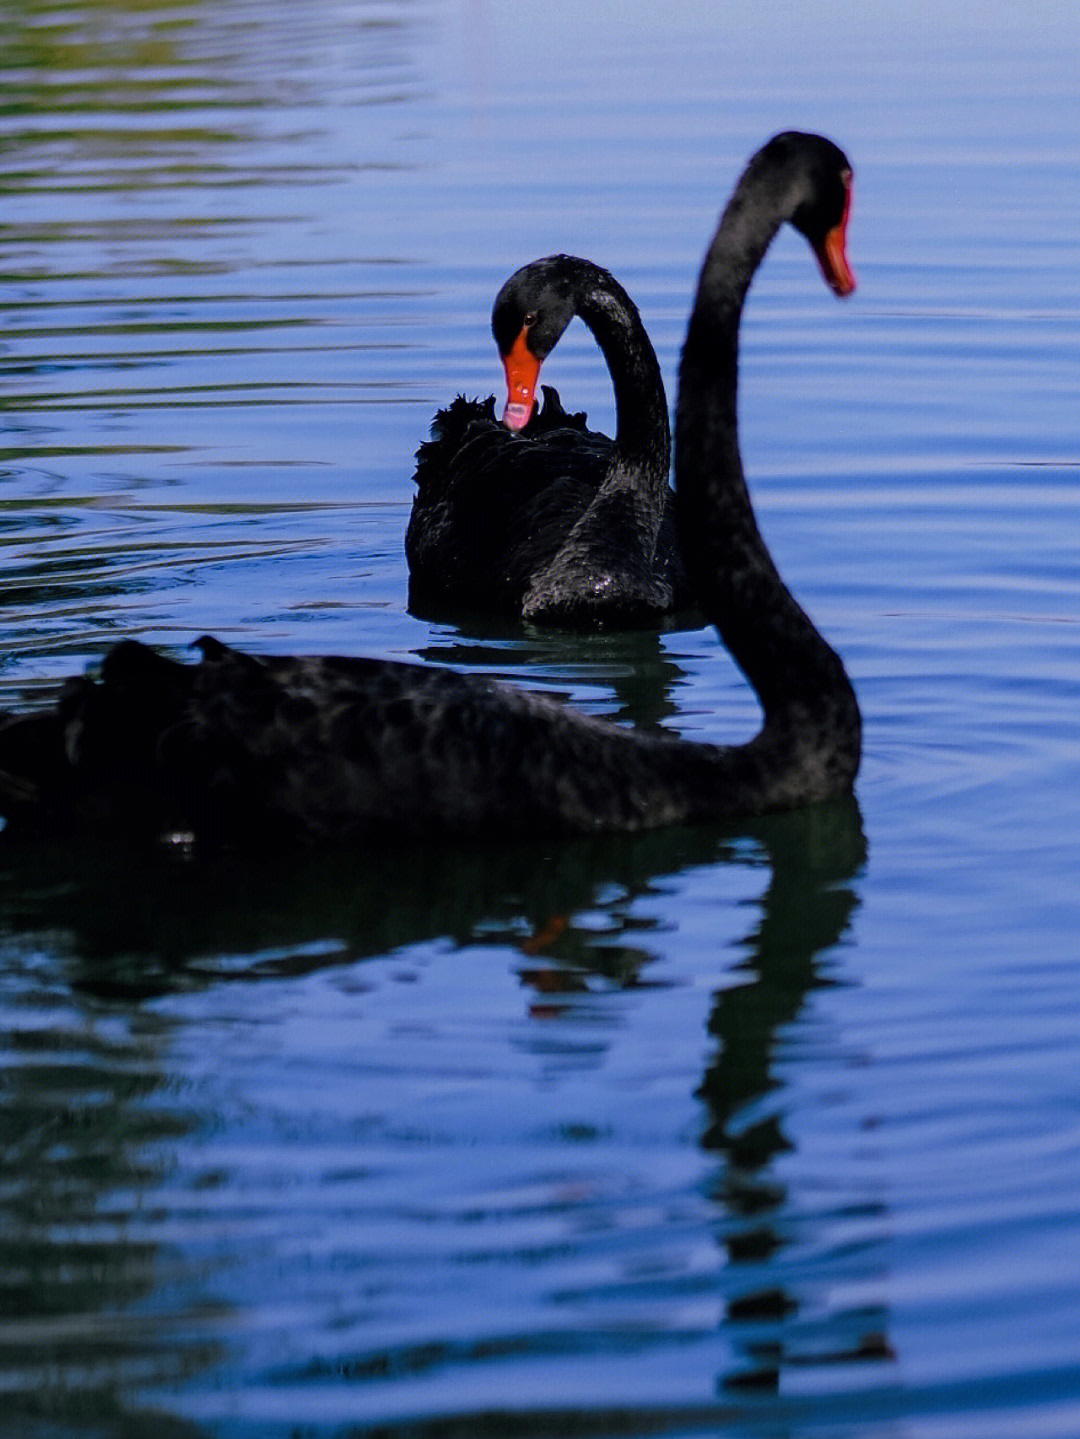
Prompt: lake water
<box><xmin>2</xmin><ymin>1</ymin><xmax>1080</xmax><ymax>1434</ymax></box>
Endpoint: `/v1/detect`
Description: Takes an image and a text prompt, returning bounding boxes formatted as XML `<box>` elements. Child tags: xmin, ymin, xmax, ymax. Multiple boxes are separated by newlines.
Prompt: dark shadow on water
<box><xmin>413</xmin><ymin>619</ymin><xmax>699</xmax><ymax>730</ymax></box>
<box><xmin>0</xmin><ymin>812</ymin><xmax>764</xmax><ymax>998</ymax></box>
<box><xmin>0</xmin><ymin>795</ymin><xmax>894</xmax><ymax>1434</ymax></box>
<box><xmin>698</xmin><ymin>802</ymin><xmax>895</xmax><ymax>1396</ymax></box>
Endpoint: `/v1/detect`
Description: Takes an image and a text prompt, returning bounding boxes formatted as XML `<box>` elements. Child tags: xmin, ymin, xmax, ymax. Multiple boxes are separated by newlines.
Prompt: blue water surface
<box><xmin>2</xmin><ymin>1</ymin><xmax>1080</xmax><ymax>1435</ymax></box>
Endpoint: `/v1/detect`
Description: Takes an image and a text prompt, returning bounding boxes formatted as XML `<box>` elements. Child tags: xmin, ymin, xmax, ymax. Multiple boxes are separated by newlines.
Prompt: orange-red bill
<box><xmin>500</xmin><ymin>328</ymin><xmax>542</xmax><ymax>430</ymax></box>
<box><xmin>813</xmin><ymin>177</ymin><xmax>857</xmax><ymax>297</ymax></box>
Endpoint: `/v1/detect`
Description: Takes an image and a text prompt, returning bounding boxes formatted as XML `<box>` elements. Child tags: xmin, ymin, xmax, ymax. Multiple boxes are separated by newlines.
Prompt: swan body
<box><xmin>0</xmin><ymin>132</ymin><xmax>860</xmax><ymax>846</ymax></box>
<box><xmin>406</xmin><ymin>255</ymin><xmax>689</xmax><ymax>627</ymax></box>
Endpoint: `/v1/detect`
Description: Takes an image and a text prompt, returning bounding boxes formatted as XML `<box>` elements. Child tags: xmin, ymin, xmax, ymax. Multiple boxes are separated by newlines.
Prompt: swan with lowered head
<box><xmin>0</xmin><ymin>132</ymin><xmax>859</xmax><ymax>846</ymax></box>
<box><xmin>406</xmin><ymin>254</ymin><xmax>689</xmax><ymax>627</ymax></box>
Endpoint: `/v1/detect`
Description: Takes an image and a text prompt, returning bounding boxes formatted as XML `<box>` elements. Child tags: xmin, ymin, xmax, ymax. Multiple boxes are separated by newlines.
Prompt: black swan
<box><xmin>406</xmin><ymin>254</ymin><xmax>690</xmax><ymax>627</ymax></box>
<box><xmin>0</xmin><ymin>132</ymin><xmax>859</xmax><ymax>846</ymax></box>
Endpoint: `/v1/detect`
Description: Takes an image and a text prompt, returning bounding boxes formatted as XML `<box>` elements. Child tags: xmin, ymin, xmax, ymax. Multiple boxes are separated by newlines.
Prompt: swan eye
<box><xmin>523</xmin><ymin>311</ymin><xmax>537</xmax><ymax>327</ymax></box>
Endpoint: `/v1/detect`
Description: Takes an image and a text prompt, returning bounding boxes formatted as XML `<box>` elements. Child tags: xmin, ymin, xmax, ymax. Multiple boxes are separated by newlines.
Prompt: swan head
<box><xmin>768</xmin><ymin>131</ymin><xmax>857</xmax><ymax>297</ymax></box>
<box><xmin>492</xmin><ymin>255</ymin><xmax>589</xmax><ymax>430</ymax></box>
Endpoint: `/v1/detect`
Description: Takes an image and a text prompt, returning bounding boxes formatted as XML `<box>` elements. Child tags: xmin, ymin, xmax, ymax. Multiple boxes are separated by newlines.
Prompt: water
<box><xmin>2</xmin><ymin>1</ymin><xmax>1080</xmax><ymax>1434</ymax></box>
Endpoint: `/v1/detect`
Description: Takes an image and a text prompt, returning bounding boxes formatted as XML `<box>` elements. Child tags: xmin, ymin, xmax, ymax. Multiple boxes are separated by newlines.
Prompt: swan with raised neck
<box><xmin>0</xmin><ymin>132</ymin><xmax>860</xmax><ymax>844</ymax></box>
<box><xmin>673</xmin><ymin>129</ymin><xmax>860</xmax><ymax>810</ymax></box>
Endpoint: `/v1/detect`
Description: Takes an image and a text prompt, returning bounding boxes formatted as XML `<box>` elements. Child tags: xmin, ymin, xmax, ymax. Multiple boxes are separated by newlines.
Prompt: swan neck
<box><xmin>675</xmin><ymin>184</ymin><xmax>857</xmax><ymax>735</ymax></box>
<box><xmin>576</xmin><ymin>283</ymin><xmax>670</xmax><ymax>487</ymax></box>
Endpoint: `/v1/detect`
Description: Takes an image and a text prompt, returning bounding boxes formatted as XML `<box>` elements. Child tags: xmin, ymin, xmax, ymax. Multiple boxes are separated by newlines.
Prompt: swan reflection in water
<box><xmin>411</xmin><ymin>619</ymin><xmax>690</xmax><ymax>733</ymax></box>
<box><xmin>0</xmin><ymin>793</ymin><xmax>892</xmax><ymax>1418</ymax></box>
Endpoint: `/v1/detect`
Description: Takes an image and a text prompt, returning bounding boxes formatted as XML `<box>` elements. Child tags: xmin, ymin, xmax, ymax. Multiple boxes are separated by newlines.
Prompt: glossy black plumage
<box><xmin>406</xmin><ymin>256</ymin><xmax>689</xmax><ymax>628</ymax></box>
<box><xmin>0</xmin><ymin>133</ymin><xmax>861</xmax><ymax>848</ymax></box>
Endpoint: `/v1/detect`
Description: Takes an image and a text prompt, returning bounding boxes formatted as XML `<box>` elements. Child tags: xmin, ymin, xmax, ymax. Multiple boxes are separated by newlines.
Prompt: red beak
<box><xmin>813</xmin><ymin>177</ymin><xmax>856</xmax><ymax>297</ymax></box>
<box><xmin>500</xmin><ymin>328</ymin><xmax>542</xmax><ymax>430</ymax></box>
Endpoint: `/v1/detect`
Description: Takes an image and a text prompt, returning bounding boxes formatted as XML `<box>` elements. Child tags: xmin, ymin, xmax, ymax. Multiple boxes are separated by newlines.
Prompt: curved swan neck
<box><xmin>674</xmin><ymin>162</ymin><xmax>857</xmax><ymax>731</ymax></box>
<box><xmin>574</xmin><ymin>273</ymin><xmax>670</xmax><ymax>487</ymax></box>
